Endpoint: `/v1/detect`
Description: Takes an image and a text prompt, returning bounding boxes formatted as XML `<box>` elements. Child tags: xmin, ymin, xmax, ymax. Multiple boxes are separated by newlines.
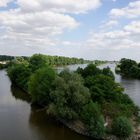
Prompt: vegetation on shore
<box><xmin>0</xmin><ymin>54</ymin><xmax>106</xmax><ymax>67</ymax></box>
<box><xmin>7</xmin><ymin>54</ymin><xmax>140</xmax><ymax>139</ymax></box>
<box><xmin>0</xmin><ymin>55</ymin><xmax>15</xmax><ymax>61</ymax></box>
<box><xmin>116</xmin><ymin>58</ymin><xmax>140</xmax><ymax>79</ymax></box>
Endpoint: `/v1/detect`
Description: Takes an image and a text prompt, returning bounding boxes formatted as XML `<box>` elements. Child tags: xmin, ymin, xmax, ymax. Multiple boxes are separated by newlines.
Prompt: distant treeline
<box><xmin>0</xmin><ymin>55</ymin><xmax>15</xmax><ymax>61</ymax></box>
<box><xmin>0</xmin><ymin>54</ymin><xmax>106</xmax><ymax>66</ymax></box>
<box><xmin>116</xmin><ymin>58</ymin><xmax>140</xmax><ymax>79</ymax></box>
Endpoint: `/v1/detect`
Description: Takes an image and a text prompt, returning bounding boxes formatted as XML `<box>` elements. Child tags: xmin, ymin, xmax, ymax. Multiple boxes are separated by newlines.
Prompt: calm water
<box><xmin>0</xmin><ymin>63</ymin><xmax>140</xmax><ymax>140</ymax></box>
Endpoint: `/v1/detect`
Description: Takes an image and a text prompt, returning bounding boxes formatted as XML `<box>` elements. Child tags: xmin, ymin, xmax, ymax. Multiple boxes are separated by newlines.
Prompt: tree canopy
<box><xmin>117</xmin><ymin>58</ymin><xmax>140</xmax><ymax>79</ymax></box>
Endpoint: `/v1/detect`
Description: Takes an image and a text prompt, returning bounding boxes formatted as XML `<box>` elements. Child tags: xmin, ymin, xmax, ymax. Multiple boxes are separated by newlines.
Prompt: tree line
<box><xmin>7</xmin><ymin>54</ymin><xmax>140</xmax><ymax>139</ymax></box>
<box><xmin>0</xmin><ymin>54</ymin><xmax>106</xmax><ymax>66</ymax></box>
<box><xmin>0</xmin><ymin>55</ymin><xmax>15</xmax><ymax>61</ymax></box>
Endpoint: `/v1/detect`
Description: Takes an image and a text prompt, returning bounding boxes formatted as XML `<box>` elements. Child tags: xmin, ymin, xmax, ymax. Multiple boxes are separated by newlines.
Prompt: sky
<box><xmin>0</xmin><ymin>0</ymin><xmax>140</xmax><ymax>61</ymax></box>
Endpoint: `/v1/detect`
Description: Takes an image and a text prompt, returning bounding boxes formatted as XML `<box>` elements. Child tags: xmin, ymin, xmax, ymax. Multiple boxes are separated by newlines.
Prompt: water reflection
<box><xmin>29</xmin><ymin>107</ymin><xmax>92</xmax><ymax>140</ymax></box>
<box><xmin>11</xmin><ymin>85</ymin><xmax>31</xmax><ymax>103</ymax></box>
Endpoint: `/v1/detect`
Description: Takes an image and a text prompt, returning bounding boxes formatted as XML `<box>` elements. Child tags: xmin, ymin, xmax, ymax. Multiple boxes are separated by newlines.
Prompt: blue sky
<box><xmin>0</xmin><ymin>0</ymin><xmax>140</xmax><ymax>60</ymax></box>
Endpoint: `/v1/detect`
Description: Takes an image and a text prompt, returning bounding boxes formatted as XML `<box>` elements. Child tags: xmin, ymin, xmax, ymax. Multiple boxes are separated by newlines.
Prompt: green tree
<box><xmin>29</xmin><ymin>54</ymin><xmax>48</xmax><ymax>72</ymax></box>
<box><xmin>48</xmin><ymin>70</ymin><xmax>90</xmax><ymax>120</ymax></box>
<box><xmin>102</xmin><ymin>67</ymin><xmax>115</xmax><ymax>80</ymax></box>
<box><xmin>28</xmin><ymin>66</ymin><xmax>56</xmax><ymax>105</ymax></box>
<box><xmin>7</xmin><ymin>63</ymin><xmax>31</xmax><ymax>91</ymax></box>
<box><xmin>85</xmin><ymin>74</ymin><xmax>123</xmax><ymax>103</ymax></box>
<box><xmin>82</xmin><ymin>64</ymin><xmax>101</xmax><ymax>78</ymax></box>
<box><xmin>120</xmin><ymin>58</ymin><xmax>137</xmax><ymax>76</ymax></box>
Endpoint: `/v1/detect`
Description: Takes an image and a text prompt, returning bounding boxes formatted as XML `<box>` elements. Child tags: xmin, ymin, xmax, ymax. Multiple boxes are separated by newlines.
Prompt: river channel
<box><xmin>0</xmin><ymin>63</ymin><xmax>140</xmax><ymax>140</ymax></box>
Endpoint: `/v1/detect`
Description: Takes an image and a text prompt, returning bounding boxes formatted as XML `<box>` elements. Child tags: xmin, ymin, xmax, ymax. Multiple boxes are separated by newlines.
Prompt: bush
<box><xmin>112</xmin><ymin>116</ymin><xmax>133</xmax><ymax>138</ymax></box>
<box><xmin>7</xmin><ymin>64</ymin><xmax>31</xmax><ymax>91</ymax></box>
<box><xmin>81</xmin><ymin>101</ymin><xmax>105</xmax><ymax>139</ymax></box>
<box><xmin>85</xmin><ymin>74</ymin><xmax>124</xmax><ymax>103</ymax></box>
<box><xmin>89</xmin><ymin>116</ymin><xmax>105</xmax><ymax>139</ymax></box>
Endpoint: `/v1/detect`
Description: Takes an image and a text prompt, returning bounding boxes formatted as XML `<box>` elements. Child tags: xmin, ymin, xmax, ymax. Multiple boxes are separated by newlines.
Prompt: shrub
<box><xmin>111</xmin><ymin>116</ymin><xmax>133</xmax><ymax>138</ymax></box>
<box><xmin>7</xmin><ymin>64</ymin><xmax>31</xmax><ymax>91</ymax></box>
<box><xmin>81</xmin><ymin>101</ymin><xmax>105</xmax><ymax>139</ymax></box>
<box><xmin>89</xmin><ymin>116</ymin><xmax>105</xmax><ymax>139</ymax></box>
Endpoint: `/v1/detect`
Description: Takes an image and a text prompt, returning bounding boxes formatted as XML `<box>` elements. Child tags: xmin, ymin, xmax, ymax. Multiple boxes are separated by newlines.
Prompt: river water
<box><xmin>0</xmin><ymin>63</ymin><xmax>140</xmax><ymax>140</ymax></box>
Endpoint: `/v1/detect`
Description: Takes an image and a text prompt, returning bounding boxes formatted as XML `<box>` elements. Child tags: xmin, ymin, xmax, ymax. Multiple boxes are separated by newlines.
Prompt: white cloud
<box><xmin>17</xmin><ymin>0</ymin><xmax>101</xmax><ymax>14</ymax></box>
<box><xmin>110</xmin><ymin>0</ymin><xmax>140</xmax><ymax>18</ymax></box>
<box><xmin>101</xmin><ymin>20</ymin><xmax>118</xmax><ymax>29</ymax></box>
<box><xmin>0</xmin><ymin>10</ymin><xmax>79</xmax><ymax>35</ymax></box>
<box><xmin>124</xmin><ymin>20</ymin><xmax>140</xmax><ymax>34</ymax></box>
<box><xmin>85</xmin><ymin>20</ymin><xmax>140</xmax><ymax>58</ymax></box>
<box><xmin>0</xmin><ymin>9</ymin><xmax>79</xmax><ymax>52</ymax></box>
<box><xmin>106</xmin><ymin>20</ymin><xmax>118</xmax><ymax>26</ymax></box>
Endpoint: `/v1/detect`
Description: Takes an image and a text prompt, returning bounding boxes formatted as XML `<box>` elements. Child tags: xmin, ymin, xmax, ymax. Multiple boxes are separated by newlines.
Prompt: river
<box><xmin>0</xmin><ymin>63</ymin><xmax>140</xmax><ymax>140</ymax></box>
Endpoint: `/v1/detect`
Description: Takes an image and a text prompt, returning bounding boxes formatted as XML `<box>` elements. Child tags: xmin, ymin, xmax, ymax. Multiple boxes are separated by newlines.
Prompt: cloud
<box><xmin>85</xmin><ymin>19</ymin><xmax>140</xmax><ymax>60</ymax></box>
<box><xmin>0</xmin><ymin>9</ymin><xmax>79</xmax><ymax>52</ymax></box>
<box><xmin>110</xmin><ymin>0</ymin><xmax>140</xmax><ymax>18</ymax></box>
<box><xmin>124</xmin><ymin>20</ymin><xmax>140</xmax><ymax>34</ymax></box>
<box><xmin>101</xmin><ymin>20</ymin><xmax>118</xmax><ymax>29</ymax></box>
<box><xmin>105</xmin><ymin>20</ymin><xmax>118</xmax><ymax>26</ymax></box>
<box><xmin>0</xmin><ymin>10</ymin><xmax>79</xmax><ymax>35</ymax></box>
<box><xmin>17</xmin><ymin>0</ymin><xmax>101</xmax><ymax>14</ymax></box>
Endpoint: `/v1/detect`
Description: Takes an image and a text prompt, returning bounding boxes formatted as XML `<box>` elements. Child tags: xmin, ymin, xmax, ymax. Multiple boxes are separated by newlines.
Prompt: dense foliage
<box><xmin>48</xmin><ymin>70</ymin><xmax>90</xmax><ymax>120</ymax></box>
<box><xmin>29</xmin><ymin>67</ymin><xmax>56</xmax><ymax>105</ymax></box>
<box><xmin>117</xmin><ymin>58</ymin><xmax>140</xmax><ymax>79</ymax></box>
<box><xmin>7</xmin><ymin>55</ymin><xmax>139</xmax><ymax>139</ymax></box>
<box><xmin>112</xmin><ymin>116</ymin><xmax>133</xmax><ymax>138</ymax></box>
<box><xmin>7</xmin><ymin>63</ymin><xmax>31</xmax><ymax>91</ymax></box>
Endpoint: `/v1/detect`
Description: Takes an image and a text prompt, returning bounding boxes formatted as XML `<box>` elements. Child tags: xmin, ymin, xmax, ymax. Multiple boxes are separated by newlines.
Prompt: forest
<box><xmin>7</xmin><ymin>54</ymin><xmax>140</xmax><ymax>139</ymax></box>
